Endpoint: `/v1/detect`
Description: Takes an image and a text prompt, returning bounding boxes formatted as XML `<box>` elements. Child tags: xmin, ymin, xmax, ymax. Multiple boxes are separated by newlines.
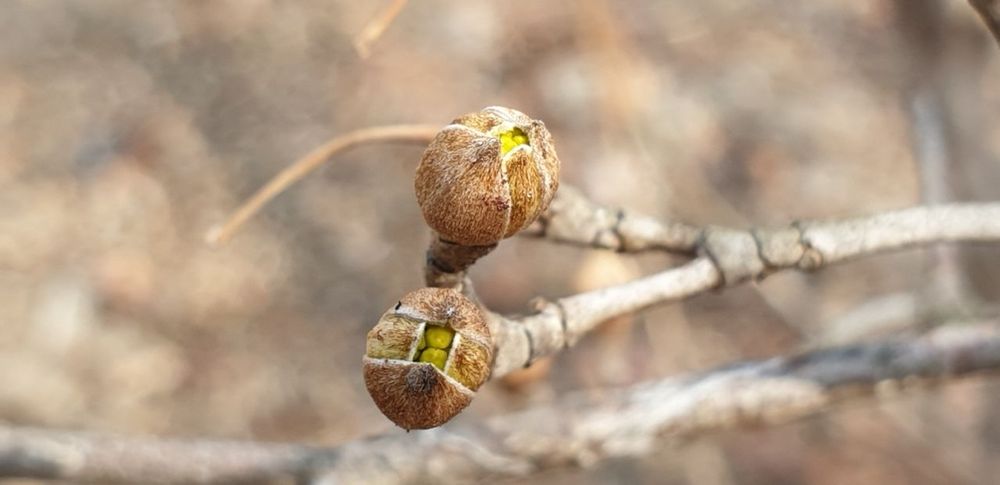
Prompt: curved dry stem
<box><xmin>353</xmin><ymin>0</ymin><xmax>410</xmax><ymax>59</ymax></box>
<box><xmin>970</xmin><ymin>0</ymin><xmax>1000</xmax><ymax>49</ymax></box>
<box><xmin>489</xmin><ymin>258</ymin><xmax>721</xmax><ymax>377</ymax></box>
<box><xmin>206</xmin><ymin>124</ymin><xmax>438</xmax><ymax>247</ymax></box>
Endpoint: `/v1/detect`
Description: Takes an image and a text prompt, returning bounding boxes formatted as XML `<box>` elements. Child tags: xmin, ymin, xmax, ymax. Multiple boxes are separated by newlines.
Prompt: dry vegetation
<box><xmin>1</xmin><ymin>1</ymin><xmax>999</xmax><ymax>484</ymax></box>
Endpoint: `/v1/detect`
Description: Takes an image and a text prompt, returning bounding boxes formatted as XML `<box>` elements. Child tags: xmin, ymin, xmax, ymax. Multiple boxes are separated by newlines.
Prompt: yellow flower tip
<box><xmin>414</xmin><ymin>326</ymin><xmax>453</xmax><ymax>370</ymax></box>
<box><xmin>425</xmin><ymin>325</ymin><xmax>454</xmax><ymax>349</ymax></box>
<box><xmin>418</xmin><ymin>348</ymin><xmax>448</xmax><ymax>370</ymax></box>
<box><xmin>498</xmin><ymin>127</ymin><xmax>530</xmax><ymax>156</ymax></box>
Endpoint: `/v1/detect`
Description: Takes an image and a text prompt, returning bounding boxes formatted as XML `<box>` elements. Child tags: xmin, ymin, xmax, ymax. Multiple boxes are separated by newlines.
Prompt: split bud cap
<box><xmin>363</xmin><ymin>287</ymin><xmax>493</xmax><ymax>429</ymax></box>
<box><xmin>415</xmin><ymin>106</ymin><xmax>561</xmax><ymax>246</ymax></box>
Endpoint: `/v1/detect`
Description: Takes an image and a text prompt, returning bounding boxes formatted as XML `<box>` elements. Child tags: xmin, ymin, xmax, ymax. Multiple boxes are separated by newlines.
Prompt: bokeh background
<box><xmin>2</xmin><ymin>1</ymin><xmax>1000</xmax><ymax>483</ymax></box>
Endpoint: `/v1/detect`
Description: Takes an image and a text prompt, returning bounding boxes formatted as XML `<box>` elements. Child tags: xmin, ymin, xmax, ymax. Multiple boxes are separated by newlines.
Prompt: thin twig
<box><xmin>491</xmin><ymin>200</ymin><xmax>1000</xmax><ymax>376</ymax></box>
<box><xmin>353</xmin><ymin>0</ymin><xmax>410</xmax><ymax>59</ymax></box>
<box><xmin>0</xmin><ymin>427</ymin><xmax>322</xmax><ymax>484</ymax></box>
<box><xmin>5</xmin><ymin>322</ymin><xmax>1000</xmax><ymax>484</ymax></box>
<box><xmin>970</xmin><ymin>0</ymin><xmax>1000</xmax><ymax>49</ymax></box>
<box><xmin>526</xmin><ymin>186</ymin><xmax>1000</xmax><ymax>264</ymax></box>
<box><xmin>898</xmin><ymin>0</ymin><xmax>975</xmax><ymax>312</ymax></box>
<box><xmin>205</xmin><ymin>124</ymin><xmax>438</xmax><ymax>247</ymax></box>
<box><xmin>424</xmin><ymin>236</ymin><xmax>497</xmax><ymax>288</ymax></box>
<box><xmin>817</xmin><ymin>292</ymin><xmax>921</xmax><ymax>345</ymax></box>
<box><xmin>522</xmin><ymin>185</ymin><xmax>703</xmax><ymax>254</ymax></box>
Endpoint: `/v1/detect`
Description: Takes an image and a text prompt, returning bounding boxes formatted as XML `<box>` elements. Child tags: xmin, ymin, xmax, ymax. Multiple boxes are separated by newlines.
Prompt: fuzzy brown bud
<box><xmin>363</xmin><ymin>287</ymin><xmax>493</xmax><ymax>429</ymax></box>
<box><xmin>415</xmin><ymin>106</ymin><xmax>560</xmax><ymax>246</ymax></box>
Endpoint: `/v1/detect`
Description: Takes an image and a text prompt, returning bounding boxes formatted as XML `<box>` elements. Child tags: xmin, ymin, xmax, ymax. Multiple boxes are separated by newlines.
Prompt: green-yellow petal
<box><xmin>498</xmin><ymin>127</ymin><xmax>529</xmax><ymax>156</ymax></box>
<box><xmin>418</xmin><ymin>348</ymin><xmax>448</xmax><ymax>370</ymax></box>
<box><xmin>425</xmin><ymin>325</ymin><xmax>454</xmax><ymax>349</ymax></box>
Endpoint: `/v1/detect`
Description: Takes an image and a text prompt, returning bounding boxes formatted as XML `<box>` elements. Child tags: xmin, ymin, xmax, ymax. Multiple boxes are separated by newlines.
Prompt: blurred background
<box><xmin>1</xmin><ymin>1</ymin><xmax>999</xmax><ymax>483</ymax></box>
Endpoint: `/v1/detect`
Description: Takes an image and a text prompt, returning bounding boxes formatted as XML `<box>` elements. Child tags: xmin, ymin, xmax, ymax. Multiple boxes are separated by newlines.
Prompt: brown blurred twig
<box><xmin>4</xmin><ymin>322</ymin><xmax>1000</xmax><ymax>484</ymax></box>
<box><xmin>353</xmin><ymin>0</ymin><xmax>410</xmax><ymax>59</ymax></box>
<box><xmin>898</xmin><ymin>0</ymin><xmax>975</xmax><ymax>313</ymax></box>
<box><xmin>205</xmin><ymin>124</ymin><xmax>438</xmax><ymax>247</ymax></box>
<box><xmin>0</xmin><ymin>428</ymin><xmax>315</xmax><ymax>484</ymax></box>
<box><xmin>970</xmin><ymin>0</ymin><xmax>1000</xmax><ymax>49</ymax></box>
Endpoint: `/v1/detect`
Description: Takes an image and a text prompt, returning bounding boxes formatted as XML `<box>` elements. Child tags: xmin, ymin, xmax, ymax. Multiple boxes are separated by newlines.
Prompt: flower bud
<box><xmin>415</xmin><ymin>106</ymin><xmax>560</xmax><ymax>246</ymax></box>
<box><xmin>363</xmin><ymin>287</ymin><xmax>493</xmax><ymax>429</ymax></box>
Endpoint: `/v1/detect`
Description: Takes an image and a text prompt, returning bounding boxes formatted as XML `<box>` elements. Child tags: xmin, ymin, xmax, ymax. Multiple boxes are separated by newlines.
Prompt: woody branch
<box><xmin>3</xmin><ymin>321</ymin><xmax>1000</xmax><ymax>484</ymax></box>
<box><xmin>430</xmin><ymin>185</ymin><xmax>1000</xmax><ymax>376</ymax></box>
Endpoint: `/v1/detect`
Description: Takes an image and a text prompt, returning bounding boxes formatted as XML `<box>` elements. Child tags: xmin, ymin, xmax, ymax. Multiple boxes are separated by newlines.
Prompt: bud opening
<box><xmin>496</xmin><ymin>126</ymin><xmax>530</xmax><ymax>156</ymax></box>
<box><xmin>414</xmin><ymin>324</ymin><xmax>455</xmax><ymax>370</ymax></box>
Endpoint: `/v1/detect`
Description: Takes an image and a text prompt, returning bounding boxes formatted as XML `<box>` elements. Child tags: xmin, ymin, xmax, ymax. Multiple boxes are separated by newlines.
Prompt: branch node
<box><xmin>754</xmin><ymin>227</ymin><xmax>806</xmax><ymax>270</ymax></box>
<box><xmin>791</xmin><ymin>221</ymin><xmax>825</xmax><ymax>270</ymax></box>
<box><xmin>699</xmin><ymin>227</ymin><xmax>766</xmax><ymax>285</ymax></box>
<box><xmin>521</xmin><ymin>324</ymin><xmax>535</xmax><ymax>367</ymax></box>
<box><xmin>610</xmin><ymin>208</ymin><xmax>627</xmax><ymax>252</ymax></box>
<box><xmin>555</xmin><ymin>300</ymin><xmax>570</xmax><ymax>349</ymax></box>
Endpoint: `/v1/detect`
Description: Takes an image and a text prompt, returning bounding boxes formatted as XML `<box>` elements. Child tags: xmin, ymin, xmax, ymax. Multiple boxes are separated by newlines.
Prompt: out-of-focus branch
<box><xmin>353</xmin><ymin>0</ymin><xmax>409</xmax><ymax>59</ymax></box>
<box><xmin>0</xmin><ymin>427</ymin><xmax>322</xmax><ymax>484</ymax></box>
<box><xmin>323</xmin><ymin>321</ymin><xmax>1000</xmax><ymax>483</ymax></box>
<box><xmin>817</xmin><ymin>292</ymin><xmax>921</xmax><ymax>345</ymax></box>
<box><xmin>897</xmin><ymin>0</ymin><xmax>975</xmax><ymax>313</ymax></box>
<box><xmin>908</xmin><ymin>75</ymin><xmax>972</xmax><ymax>310</ymax></box>
<box><xmin>970</xmin><ymin>0</ymin><xmax>1000</xmax><ymax>49</ymax></box>
<box><xmin>5</xmin><ymin>322</ymin><xmax>1000</xmax><ymax>484</ymax></box>
<box><xmin>491</xmin><ymin>193</ymin><xmax>1000</xmax><ymax>376</ymax></box>
<box><xmin>206</xmin><ymin>124</ymin><xmax>438</xmax><ymax>247</ymax></box>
